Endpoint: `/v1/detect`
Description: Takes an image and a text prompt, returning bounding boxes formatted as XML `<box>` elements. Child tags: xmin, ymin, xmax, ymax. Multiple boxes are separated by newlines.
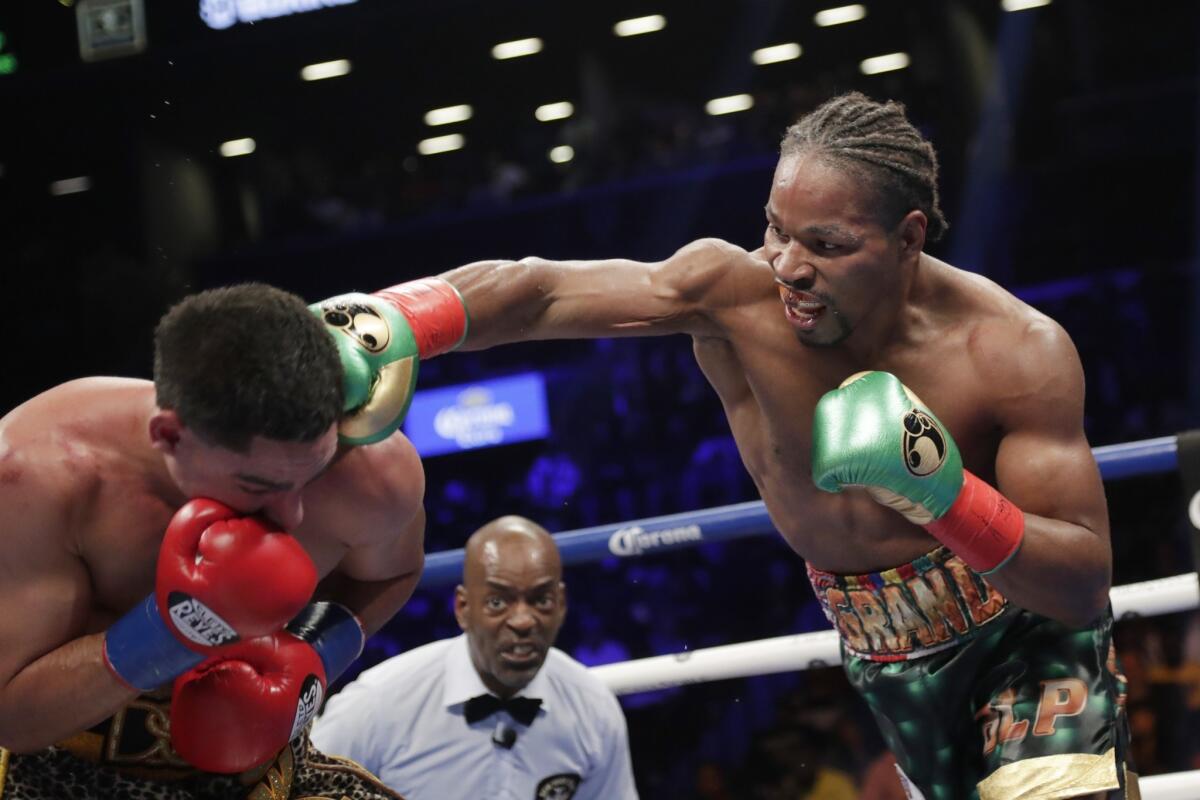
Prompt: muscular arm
<box><xmin>980</xmin><ymin>319</ymin><xmax>1112</xmax><ymax>628</ymax></box>
<box><xmin>440</xmin><ymin>238</ymin><xmax>744</xmax><ymax>349</ymax></box>
<box><xmin>307</xmin><ymin>435</ymin><xmax>426</xmax><ymax>637</ymax></box>
<box><xmin>315</xmin><ymin>506</ymin><xmax>425</xmax><ymax>637</ymax></box>
<box><xmin>0</xmin><ymin>474</ymin><xmax>137</xmax><ymax>752</ymax></box>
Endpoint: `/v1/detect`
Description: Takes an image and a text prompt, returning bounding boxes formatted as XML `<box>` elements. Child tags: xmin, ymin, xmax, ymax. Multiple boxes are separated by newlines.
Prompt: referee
<box><xmin>312</xmin><ymin>515</ymin><xmax>638</xmax><ymax>799</ymax></box>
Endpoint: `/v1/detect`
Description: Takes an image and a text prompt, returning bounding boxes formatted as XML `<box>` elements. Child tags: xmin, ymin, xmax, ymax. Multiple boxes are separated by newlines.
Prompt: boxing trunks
<box><xmin>808</xmin><ymin>545</ymin><xmax>1138</xmax><ymax>800</ymax></box>
<box><xmin>0</xmin><ymin>694</ymin><xmax>403</xmax><ymax>799</ymax></box>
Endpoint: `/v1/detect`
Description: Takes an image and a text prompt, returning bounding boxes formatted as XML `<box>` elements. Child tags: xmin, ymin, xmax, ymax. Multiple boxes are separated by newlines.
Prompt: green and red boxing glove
<box><xmin>811</xmin><ymin>371</ymin><xmax>1025</xmax><ymax>575</ymax></box>
<box><xmin>312</xmin><ymin>278</ymin><xmax>469</xmax><ymax>446</ymax></box>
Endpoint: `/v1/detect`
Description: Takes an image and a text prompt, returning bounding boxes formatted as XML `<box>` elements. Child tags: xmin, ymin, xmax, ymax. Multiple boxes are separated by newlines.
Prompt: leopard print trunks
<box><xmin>0</xmin><ymin>696</ymin><xmax>404</xmax><ymax>800</ymax></box>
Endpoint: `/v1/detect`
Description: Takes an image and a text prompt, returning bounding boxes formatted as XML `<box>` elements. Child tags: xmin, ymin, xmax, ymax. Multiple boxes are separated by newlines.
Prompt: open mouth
<box><xmin>778</xmin><ymin>285</ymin><xmax>826</xmax><ymax>330</ymax></box>
<box><xmin>499</xmin><ymin>643</ymin><xmax>542</xmax><ymax>667</ymax></box>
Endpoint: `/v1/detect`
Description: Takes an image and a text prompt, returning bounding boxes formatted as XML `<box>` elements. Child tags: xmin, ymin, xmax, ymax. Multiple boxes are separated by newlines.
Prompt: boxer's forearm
<box><xmin>442</xmin><ymin>250</ymin><xmax>706</xmax><ymax>350</ymax></box>
<box><xmin>441</xmin><ymin>258</ymin><xmax>553</xmax><ymax>351</ymax></box>
<box><xmin>981</xmin><ymin>514</ymin><xmax>1112</xmax><ymax>628</ymax></box>
<box><xmin>0</xmin><ymin>634</ymin><xmax>138</xmax><ymax>752</ymax></box>
<box><xmin>313</xmin><ymin>567</ymin><xmax>422</xmax><ymax>638</ymax></box>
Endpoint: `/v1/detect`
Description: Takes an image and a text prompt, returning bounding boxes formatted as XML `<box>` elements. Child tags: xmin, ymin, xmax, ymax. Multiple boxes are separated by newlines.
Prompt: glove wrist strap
<box><xmin>104</xmin><ymin>594</ymin><xmax>205</xmax><ymax>692</ymax></box>
<box><xmin>924</xmin><ymin>470</ymin><xmax>1025</xmax><ymax>575</ymax></box>
<box><xmin>374</xmin><ymin>278</ymin><xmax>469</xmax><ymax>358</ymax></box>
<box><xmin>285</xmin><ymin>602</ymin><xmax>366</xmax><ymax>684</ymax></box>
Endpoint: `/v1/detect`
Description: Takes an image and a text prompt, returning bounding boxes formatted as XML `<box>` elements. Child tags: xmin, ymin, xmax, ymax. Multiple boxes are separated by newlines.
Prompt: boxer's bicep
<box><xmin>0</xmin><ymin>476</ymin><xmax>91</xmax><ymax>696</ymax></box>
<box><xmin>318</xmin><ymin>508</ymin><xmax>425</xmax><ymax>636</ymax></box>
<box><xmin>308</xmin><ymin>437</ymin><xmax>426</xmax><ymax>634</ymax></box>
<box><xmin>990</xmin><ymin>321</ymin><xmax>1108</xmax><ymax>541</ymax></box>
<box><xmin>338</xmin><ymin>504</ymin><xmax>425</xmax><ymax>584</ymax></box>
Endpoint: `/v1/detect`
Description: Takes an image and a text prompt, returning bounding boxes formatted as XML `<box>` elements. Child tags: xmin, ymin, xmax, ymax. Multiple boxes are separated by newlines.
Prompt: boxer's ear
<box><xmin>149</xmin><ymin>410</ymin><xmax>182</xmax><ymax>453</ymax></box>
<box><xmin>896</xmin><ymin>209</ymin><xmax>927</xmax><ymax>258</ymax></box>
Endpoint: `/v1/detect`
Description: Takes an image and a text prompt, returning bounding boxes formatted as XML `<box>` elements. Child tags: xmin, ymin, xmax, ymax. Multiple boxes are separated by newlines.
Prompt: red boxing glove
<box><xmin>157</xmin><ymin>499</ymin><xmax>318</xmax><ymax>650</ymax></box>
<box><xmin>104</xmin><ymin>499</ymin><xmax>319</xmax><ymax>692</ymax></box>
<box><xmin>171</xmin><ymin>632</ymin><xmax>327</xmax><ymax>773</ymax></box>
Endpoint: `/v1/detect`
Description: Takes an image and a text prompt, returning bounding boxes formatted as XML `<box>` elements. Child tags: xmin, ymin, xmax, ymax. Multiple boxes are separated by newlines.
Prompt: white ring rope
<box><xmin>591</xmin><ymin>572</ymin><xmax>1199</xmax><ymax>695</ymax></box>
<box><xmin>1139</xmin><ymin>770</ymin><xmax>1200</xmax><ymax>800</ymax></box>
<box><xmin>589</xmin><ymin>573</ymin><xmax>1200</xmax><ymax>797</ymax></box>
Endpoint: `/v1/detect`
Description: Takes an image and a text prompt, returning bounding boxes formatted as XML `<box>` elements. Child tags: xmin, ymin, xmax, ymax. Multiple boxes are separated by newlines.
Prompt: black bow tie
<box><xmin>463</xmin><ymin>694</ymin><xmax>542</xmax><ymax>726</ymax></box>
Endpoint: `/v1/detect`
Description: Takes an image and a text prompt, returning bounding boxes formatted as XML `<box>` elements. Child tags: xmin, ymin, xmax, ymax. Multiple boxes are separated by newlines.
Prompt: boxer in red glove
<box><xmin>103</xmin><ymin>498</ymin><xmax>317</xmax><ymax>693</ymax></box>
<box><xmin>0</xmin><ymin>284</ymin><xmax>417</xmax><ymax>799</ymax></box>
<box><xmin>424</xmin><ymin>93</ymin><xmax>1131</xmax><ymax>797</ymax></box>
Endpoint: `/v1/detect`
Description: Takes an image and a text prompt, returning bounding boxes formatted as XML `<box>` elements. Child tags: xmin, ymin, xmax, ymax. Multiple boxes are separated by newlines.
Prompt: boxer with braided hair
<box><xmin>352</xmin><ymin>92</ymin><xmax>1134</xmax><ymax>798</ymax></box>
<box><xmin>781</xmin><ymin>92</ymin><xmax>949</xmax><ymax>244</ymax></box>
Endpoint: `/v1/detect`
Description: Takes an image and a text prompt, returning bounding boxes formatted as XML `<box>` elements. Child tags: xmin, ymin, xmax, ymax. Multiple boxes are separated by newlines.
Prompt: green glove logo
<box><xmin>320</xmin><ymin>302</ymin><xmax>391</xmax><ymax>353</ymax></box>
<box><xmin>315</xmin><ymin>294</ymin><xmax>419</xmax><ymax>445</ymax></box>
<box><xmin>902</xmin><ymin>409</ymin><xmax>948</xmax><ymax>477</ymax></box>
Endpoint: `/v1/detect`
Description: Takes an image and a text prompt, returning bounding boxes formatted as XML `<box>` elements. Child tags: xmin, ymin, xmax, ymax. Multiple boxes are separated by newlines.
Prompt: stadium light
<box><xmin>219</xmin><ymin>138</ymin><xmax>256</xmax><ymax>157</ymax></box>
<box><xmin>424</xmin><ymin>105</ymin><xmax>473</xmax><ymax>126</ymax></box>
<box><xmin>535</xmin><ymin>101</ymin><xmax>574</xmax><ymax>122</ymax></box>
<box><xmin>300</xmin><ymin>59</ymin><xmax>351</xmax><ymax>81</ymax></box>
<box><xmin>814</xmin><ymin>5</ymin><xmax>867</xmax><ymax>27</ymax></box>
<box><xmin>859</xmin><ymin>52</ymin><xmax>910</xmax><ymax>75</ymax></box>
<box><xmin>492</xmin><ymin>37</ymin><xmax>543</xmax><ymax>59</ymax></box>
<box><xmin>49</xmin><ymin>176</ymin><xmax>91</xmax><ymax>195</ymax></box>
<box><xmin>418</xmin><ymin>134</ymin><xmax>465</xmax><ymax>155</ymax></box>
<box><xmin>705</xmin><ymin>94</ymin><xmax>754</xmax><ymax>116</ymax></box>
<box><xmin>614</xmin><ymin>15</ymin><xmax>666</xmax><ymax>37</ymax></box>
<box><xmin>752</xmin><ymin>43</ymin><xmax>801</xmax><ymax>65</ymax></box>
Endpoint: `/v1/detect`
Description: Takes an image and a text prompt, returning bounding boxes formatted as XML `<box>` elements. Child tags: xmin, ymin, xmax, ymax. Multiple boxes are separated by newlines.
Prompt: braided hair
<box><xmin>781</xmin><ymin>92</ymin><xmax>948</xmax><ymax>242</ymax></box>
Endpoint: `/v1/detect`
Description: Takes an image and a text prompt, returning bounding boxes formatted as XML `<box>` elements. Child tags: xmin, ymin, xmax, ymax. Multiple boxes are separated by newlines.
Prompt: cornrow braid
<box><xmin>781</xmin><ymin>92</ymin><xmax>948</xmax><ymax>242</ymax></box>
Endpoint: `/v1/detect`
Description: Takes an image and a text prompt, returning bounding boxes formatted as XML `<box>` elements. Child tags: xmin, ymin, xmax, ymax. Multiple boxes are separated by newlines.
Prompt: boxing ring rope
<box><xmin>586</xmin><ymin>571</ymin><xmax>1200</xmax><ymax>694</ymax></box>
<box><xmin>419</xmin><ymin>435</ymin><xmax>1182</xmax><ymax>587</ymax></box>
<box><xmin>417</xmin><ymin>434</ymin><xmax>1198</xmax><ymax>795</ymax></box>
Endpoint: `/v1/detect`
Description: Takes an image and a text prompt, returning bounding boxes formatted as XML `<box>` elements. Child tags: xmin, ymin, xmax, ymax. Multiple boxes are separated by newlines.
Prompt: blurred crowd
<box><xmin>242</xmin><ymin>81</ymin><xmax>844</xmax><ymax>241</ymax></box>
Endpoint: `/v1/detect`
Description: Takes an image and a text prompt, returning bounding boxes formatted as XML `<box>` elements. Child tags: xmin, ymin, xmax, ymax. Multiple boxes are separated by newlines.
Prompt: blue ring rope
<box><xmin>419</xmin><ymin>434</ymin><xmax>1182</xmax><ymax>588</ymax></box>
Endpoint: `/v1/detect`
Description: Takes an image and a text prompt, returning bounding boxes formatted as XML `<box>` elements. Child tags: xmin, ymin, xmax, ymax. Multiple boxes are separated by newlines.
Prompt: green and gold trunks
<box><xmin>0</xmin><ymin>695</ymin><xmax>403</xmax><ymax>800</ymax></box>
<box><xmin>808</xmin><ymin>546</ymin><xmax>1138</xmax><ymax>799</ymax></box>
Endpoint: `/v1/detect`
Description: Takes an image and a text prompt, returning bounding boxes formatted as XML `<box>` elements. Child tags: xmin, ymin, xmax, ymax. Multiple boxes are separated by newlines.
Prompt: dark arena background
<box><xmin>2</xmin><ymin>0</ymin><xmax>1199</xmax><ymax>795</ymax></box>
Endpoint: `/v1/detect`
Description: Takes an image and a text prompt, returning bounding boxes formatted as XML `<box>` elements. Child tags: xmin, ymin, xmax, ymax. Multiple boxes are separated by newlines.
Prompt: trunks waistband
<box><xmin>807</xmin><ymin>545</ymin><xmax>1010</xmax><ymax>662</ymax></box>
<box><xmin>52</xmin><ymin>695</ymin><xmax>292</xmax><ymax>789</ymax></box>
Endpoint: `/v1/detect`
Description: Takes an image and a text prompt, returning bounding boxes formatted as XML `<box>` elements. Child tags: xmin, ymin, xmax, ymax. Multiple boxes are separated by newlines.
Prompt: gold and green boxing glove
<box><xmin>811</xmin><ymin>371</ymin><xmax>1024</xmax><ymax>575</ymax></box>
<box><xmin>312</xmin><ymin>278</ymin><xmax>469</xmax><ymax>446</ymax></box>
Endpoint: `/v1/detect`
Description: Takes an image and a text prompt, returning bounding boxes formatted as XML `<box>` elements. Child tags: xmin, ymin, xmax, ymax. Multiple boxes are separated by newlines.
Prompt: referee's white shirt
<box><xmin>311</xmin><ymin>634</ymin><xmax>638</xmax><ymax>800</ymax></box>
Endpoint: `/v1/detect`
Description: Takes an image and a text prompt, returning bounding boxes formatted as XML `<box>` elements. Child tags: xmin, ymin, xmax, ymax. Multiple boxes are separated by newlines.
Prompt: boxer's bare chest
<box><xmin>694</xmin><ymin>302</ymin><xmax>1001</xmax><ymax>573</ymax></box>
<box><xmin>77</xmin><ymin>467</ymin><xmax>349</xmax><ymax>630</ymax></box>
<box><xmin>75</xmin><ymin>475</ymin><xmax>175</xmax><ymax>627</ymax></box>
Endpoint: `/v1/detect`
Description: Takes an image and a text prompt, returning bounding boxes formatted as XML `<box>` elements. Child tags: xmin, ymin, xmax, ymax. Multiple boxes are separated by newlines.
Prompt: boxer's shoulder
<box><xmin>928</xmin><ymin>261</ymin><xmax>1082</xmax><ymax>422</ymax></box>
<box><xmin>329</xmin><ymin>431</ymin><xmax>422</xmax><ymax>505</ymax></box>
<box><xmin>963</xmin><ymin>300</ymin><xmax>1076</xmax><ymax>392</ymax></box>
<box><xmin>0</xmin><ymin>424</ymin><xmax>94</xmax><ymax>542</ymax></box>
<box><xmin>304</xmin><ymin>431</ymin><xmax>424</xmax><ymax>545</ymax></box>
<box><xmin>659</xmin><ymin>240</ymin><xmax>777</xmax><ymax>334</ymax></box>
<box><xmin>665</xmin><ymin>238</ymin><xmax>758</xmax><ymax>291</ymax></box>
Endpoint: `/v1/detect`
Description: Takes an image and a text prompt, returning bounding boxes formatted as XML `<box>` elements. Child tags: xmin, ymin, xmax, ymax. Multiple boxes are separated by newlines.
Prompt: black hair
<box><xmin>154</xmin><ymin>283</ymin><xmax>343</xmax><ymax>451</ymax></box>
<box><xmin>781</xmin><ymin>92</ymin><xmax>948</xmax><ymax>242</ymax></box>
